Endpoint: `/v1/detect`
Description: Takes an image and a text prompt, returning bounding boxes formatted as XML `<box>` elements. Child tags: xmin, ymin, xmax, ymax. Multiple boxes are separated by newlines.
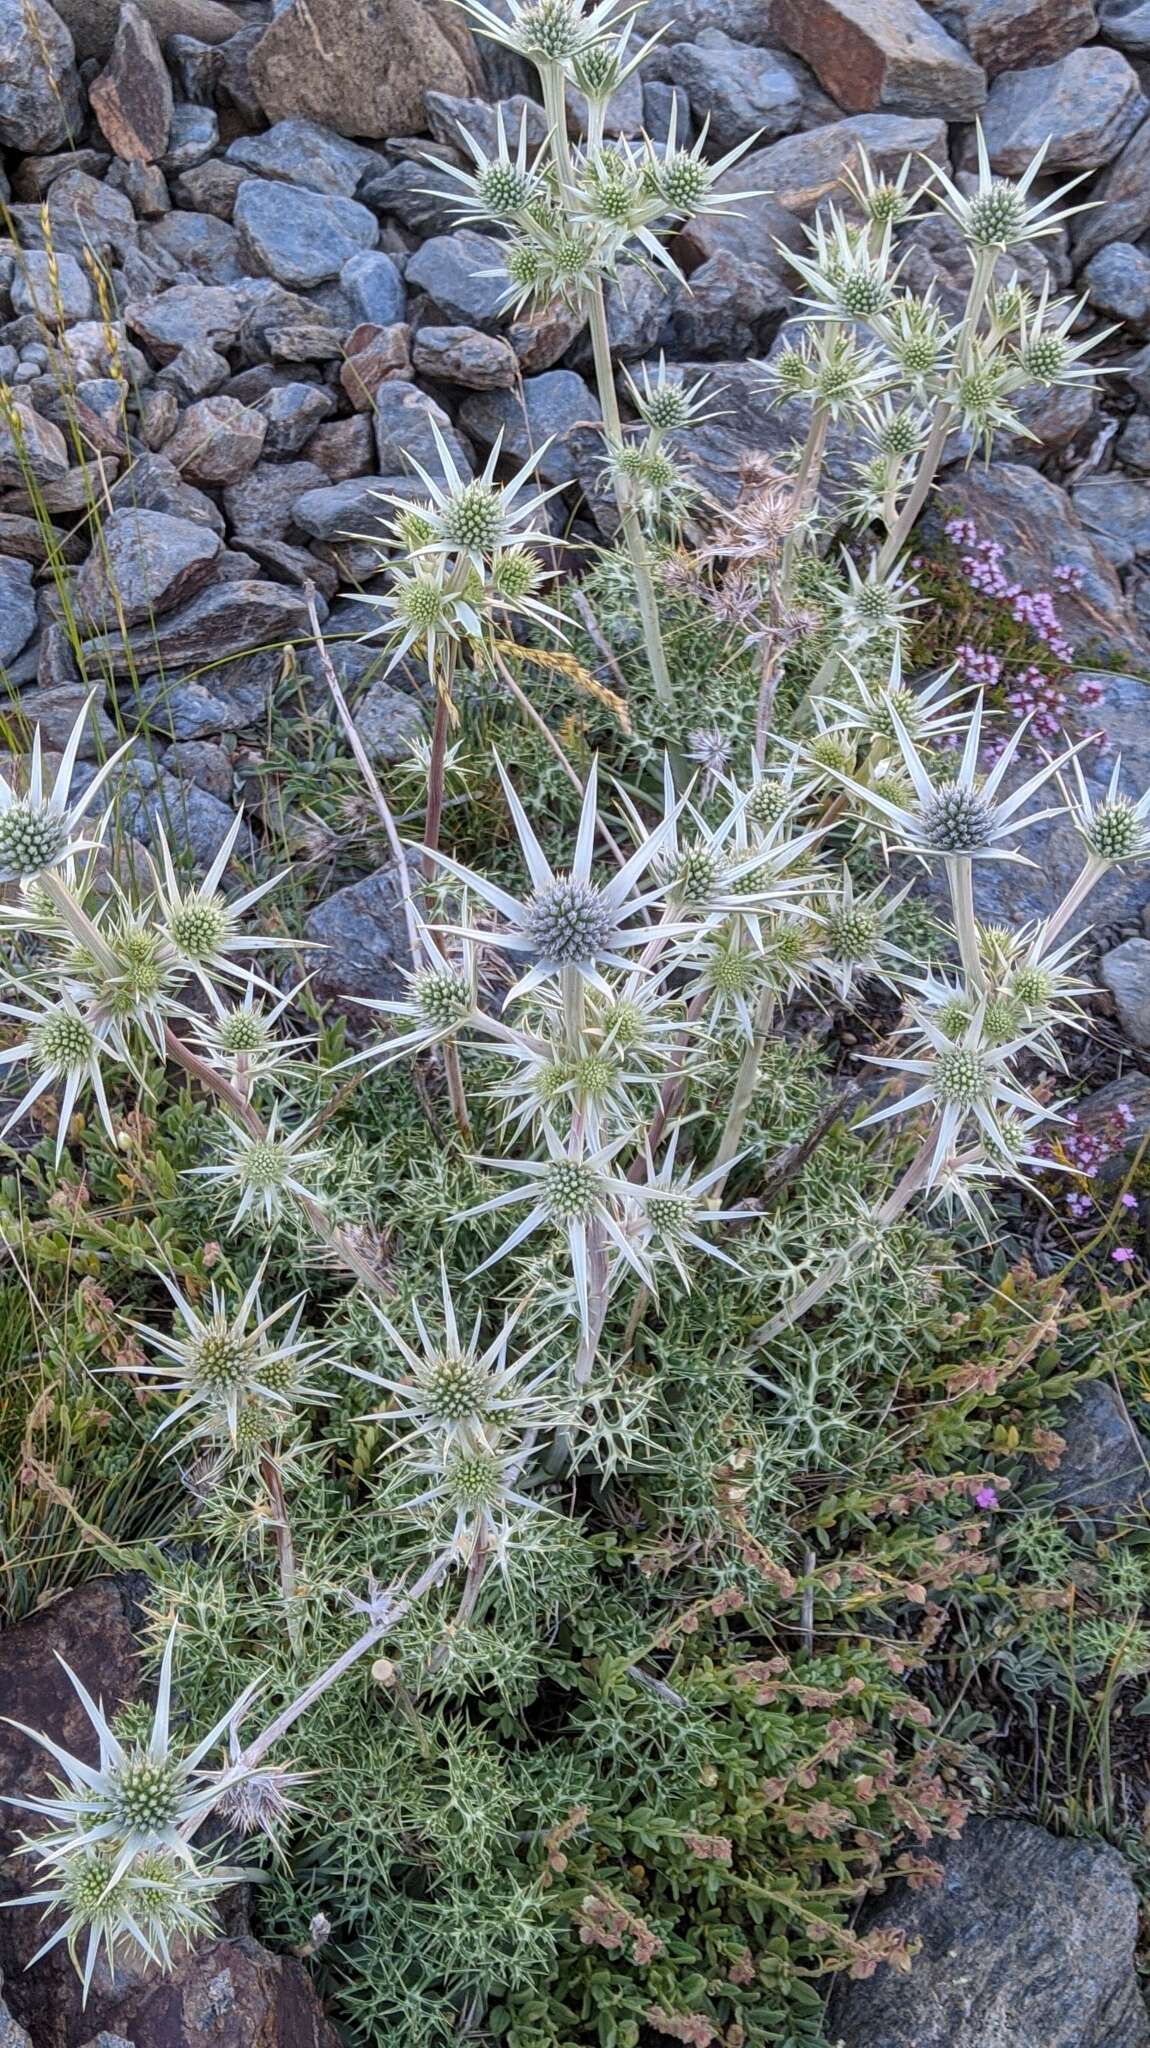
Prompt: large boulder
<box><xmin>0</xmin><ymin>0</ymin><xmax>83</xmax><ymax>151</ymax></box>
<box><xmin>829</xmin><ymin>1818</ymin><xmax>1149</xmax><ymax>2048</ymax></box>
<box><xmin>772</xmin><ymin>0</ymin><xmax>986</xmax><ymax>116</ymax></box>
<box><xmin>248</xmin><ymin>0</ymin><xmax>483</xmax><ymax>140</ymax></box>
<box><xmin>49</xmin><ymin>0</ymin><xmax>237</xmax><ymax>61</ymax></box>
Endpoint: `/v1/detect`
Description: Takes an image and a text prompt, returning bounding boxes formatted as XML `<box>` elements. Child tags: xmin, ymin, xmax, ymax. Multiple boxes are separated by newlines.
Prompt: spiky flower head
<box><xmin>124</xmin><ymin>1263</ymin><xmax>327</xmax><ymax>1453</ymax></box>
<box><xmin>1062</xmin><ymin>752</ymin><xmax>1150</xmax><ymax>868</ymax></box>
<box><xmin>0</xmin><ymin>694</ymin><xmax>131</xmax><ymax>887</ymax></box>
<box><xmin>932</xmin><ymin>125</ymin><xmax>1090</xmax><ymax>254</ymax></box>
<box><xmin>185</xmin><ymin>1106</ymin><xmax>327</xmax><ymax>1229</ymax></box>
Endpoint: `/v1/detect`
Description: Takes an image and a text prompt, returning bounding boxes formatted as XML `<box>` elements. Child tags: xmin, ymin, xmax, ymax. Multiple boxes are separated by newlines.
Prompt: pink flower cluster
<box><xmin>1006</xmin><ymin>664</ymin><xmax>1069</xmax><ymax>741</ymax></box>
<box><xmin>942</xmin><ymin>520</ymin><xmax>1107</xmax><ymax>743</ymax></box>
<box><xmin>943</xmin><ymin>520</ymin><xmax>1076</xmax><ymax>663</ymax></box>
<box><xmin>1043</xmin><ymin>1099</ymin><xmax>1136</xmax><ymax>1219</ymax></box>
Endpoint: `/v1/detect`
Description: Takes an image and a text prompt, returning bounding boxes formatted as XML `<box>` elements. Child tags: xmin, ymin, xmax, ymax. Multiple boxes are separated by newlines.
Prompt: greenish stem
<box><xmin>710</xmin><ymin>983</ymin><xmax>776</xmax><ymax>1196</ymax></box>
<box><xmin>876</xmin><ymin>395</ymin><xmax>952</xmax><ymax>578</ymax></box>
<box><xmin>585</xmin><ymin>279</ymin><xmax>674</xmax><ymax>710</ymax></box>
<box><xmin>945</xmin><ymin>856</ymin><xmax>985</xmax><ymax>993</ymax></box>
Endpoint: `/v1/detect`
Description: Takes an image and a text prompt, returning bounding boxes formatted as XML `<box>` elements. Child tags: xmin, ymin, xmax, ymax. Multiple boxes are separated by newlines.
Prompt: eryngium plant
<box><xmin>1</xmin><ymin>105</ymin><xmax>1141</xmax><ymax>2004</ymax></box>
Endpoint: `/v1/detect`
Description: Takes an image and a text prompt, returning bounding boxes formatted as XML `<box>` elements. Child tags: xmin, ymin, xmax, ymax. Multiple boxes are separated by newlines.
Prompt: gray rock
<box><xmin>17</xmin><ymin>683</ymin><xmax>117</xmax><ymax>754</ymax></box>
<box><xmin>936</xmin><ymin>463</ymin><xmax>1150</xmax><ymax>663</ymax></box>
<box><xmin>564</xmin><ymin>65</ymin><xmax>643</xmax><ymax>138</ymax></box>
<box><xmin>253</xmin><ymin>380</ymin><xmax>335</xmax><ymax>456</ymax></box>
<box><xmin>247</xmin><ymin>0</ymin><xmax>483</xmax><ymax>142</ymax></box>
<box><xmin>162</xmin><ymin>394</ymin><xmax>269</xmax><ymax>487</ymax></box>
<box><xmin>142</xmin><ymin>208</ymin><xmax>245</xmax><ymax>285</ymax></box>
<box><xmin>11</xmin><ymin>249</ymin><xmax>93</xmax><ymax>325</ymax></box>
<box><xmin>1100</xmin><ymin>936</ymin><xmax>1150</xmax><ymax>1047</ymax></box>
<box><xmin>73</xmin><ymin>753</ymin><xmax>255</xmax><ymax>869</ymax></box>
<box><xmin>303</xmin><ymin>413</ymin><xmax>376</xmax><ymax>479</ymax></box>
<box><xmin>80</xmin><ymin>580</ymin><xmax>315</xmax><ymax>676</ymax></box>
<box><xmin>666</xmin><ymin>29</ymin><xmax>801</xmax><ymax>151</ymax></box>
<box><xmin>1080</xmin><ymin>240</ymin><xmax>1150</xmax><ymax>334</ymax></box>
<box><xmin>1072</xmin><ymin>476</ymin><xmax>1150</xmax><ymax>563</ymax></box>
<box><xmin>126</xmin><ymin>282</ymin><xmax>247</xmax><ymax>360</ymax></box>
<box><xmin>373</xmin><ymin>380</ymin><xmax>473</xmax><ymax>481</ymax></box>
<box><xmin>772</xmin><ymin>0</ymin><xmax>987</xmax><ymax>117</ymax></box>
<box><xmin>74</xmin><ymin>506</ymin><xmax>221</xmax><ymax>624</ymax></box>
<box><xmin>354</xmin><ymin>676</ymin><xmax>426</xmax><ymax>759</ymax></box>
<box><xmin>412</xmin><ymin>323</ymin><xmax>519</xmax><ymax>387</ymax></box>
<box><xmin>134</xmin><ymin>676</ymin><xmax>254</xmax><ymax>739</ymax></box>
<box><xmin>0</xmin><ymin>403</ymin><xmax>69</xmax><ymax>486</ymax></box>
<box><xmin>89</xmin><ymin>0</ymin><xmax>173</xmax><ymax>163</ymax></box>
<box><xmin>642</xmin><ymin>79</ymin><xmax>691</xmax><ymax>144</ymax></box>
<box><xmin>225</xmin><ymin>119</ymin><xmax>379</xmax><ymax>197</ymax></box>
<box><xmin>828</xmin><ymin>1817</ymin><xmax>1149</xmax><ymax>2048</ymax></box>
<box><xmin>1100</xmin><ymin>0</ymin><xmax>1150</xmax><ymax>48</ymax></box>
<box><xmin>233</xmin><ymin>179</ymin><xmax>378</xmax><ymax>290</ymax></box>
<box><xmin>357</xmin><ymin>158</ymin><xmax>460</xmax><ymax>239</ymax></box>
<box><xmin>108</xmin><ymin>450</ymin><xmax>225</xmax><ymax>535</ymax></box>
<box><xmin>292</xmin><ymin>475</ymin><xmax>417</xmax><ymax>542</ymax></box>
<box><xmin>982</xmin><ymin>49</ymin><xmax>1148</xmax><ymax>173</ymax></box>
<box><xmin>659</xmin><ymin>250</ymin><xmax>792</xmax><ymax>357</ymax></box>
<box><xmin>156</xmin><ymin>341</ymin><xmax>231</xmax><ymax>402</ymax></box>
<box><xmin>0</xmin><ymin>559</ymin><xmax>38</xmax><ymax>668</ymax></box>
<box><xmin>1117</xmin><ymin>413</ymin><xmax>1150</xmax><ymax>471</ymax></box>
<box><xmin>43</xmin><ymin>167</ymin><xmax>138</xmax><ymax>265</ymax></box>
<box><xmin>458</xmin><ymin>369</ymin><xmax>600</xmax><ymax>487</ymax></box>
<box><xmin>163</xmin><ymin>738</ymin><xmax>234</xmax><ymax>798</ymax></box>
<box><xmin>107</xmin><ymin>156</ymin><xmax>169</xmax><ymax>216</ymax></box>
<box><xmin>425</xmin><ymin>88</ymin><xmax>548</xmax><ymax>157</ymax></box>
<box><xmin>405</xmin><ymin>230</ymin><xmax>511</xmax><ymax>331</ymax></box>
<box><xmin>0</xmin><ymin>1995</ymin><xmax>32</xmax><ymax>2048</ymax></box>
<box><xmin>303</xmin><ymin>861</ymin><xmax>413</xmax><ymax>1006</ymax></box>
<box><xmin>51</xmin><ymin>0</ymin><xmax>238</xmax><ymax>62</ymax></box>
<box><xmin>1042</xmin><ymin>1374</ymin><xmax>1150</xmax><ymax>1525</ymax></box>
<box><xmin>935</xmin><ymin>0</ymin><xmax>1097</xmax><ymax>71</ymax></box>
<box><xmin>158</xmin><ymin>102</ymin><xmax>219</xmax><ymax>173</ymax></box>
<box><xmin>171</xmin><ymin>157</ymin><xmax>248</xmax><ymax>219</ymax></box>
<box><xmin>0</xmin><ymin>0</ymin><xmax>84</xmax><ymax>151</ymax></box>
<box><xmin>224</xmin><ymin>458</ymin><xmax>330</xmax><ymax>538</ymax></box>
<box><xmin>341</xmin><ymin>248</ymin><xmax>407</xmax><ymax>328</ymax></box>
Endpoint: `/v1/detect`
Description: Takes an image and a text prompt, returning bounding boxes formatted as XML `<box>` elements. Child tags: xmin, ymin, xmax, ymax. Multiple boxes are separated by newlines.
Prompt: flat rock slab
<box><xmin>303</xmin><ymin>861</ymin><xmax>413</xmax><ymax>1006</ymax></box>
<box><xmin>81</xmin><ymin>580</ymin><xmax>314</xmax><ymax>675</ymax></box>
<box><xmin>829</xmin><ymin>1817</ymin><xmax>1149</xmax><ymax>2048</ymax></box>
<box><xmin>0</xmin><ymin>558</ymin><xmax>38</xmax><ymax>668</ymax></box>
<box><xmin>225</xmin><ymin>117</ymin><xmax>379</xmax><ymax>197</ymax></box>
<box><xmin>772</xmin><ymin>0</ymin><xmax>986</xmax><ymax>116</ymax></box>
<box><xmin>74</xmin><ymin>505</ymin><xmax>222</xmax><ymax>625</ymax></box>
<box><xmin>89</xmin><ymin>0</ymin><xmax>173</xmax><ymax>162</ymax></box>
<box><xmin>247</xmin><ymin>0</ymin><xmax>482</xmax><ymax>140</ymax></box>
<box><xmin>981</xmin><ymin>46</ymin><xmax>1147</xmax><ymax>172</ymax></box>
<box><xmin>233</xmin><ymin>179</ymin><xmax>378</xmax><ymax>289</ymax></box>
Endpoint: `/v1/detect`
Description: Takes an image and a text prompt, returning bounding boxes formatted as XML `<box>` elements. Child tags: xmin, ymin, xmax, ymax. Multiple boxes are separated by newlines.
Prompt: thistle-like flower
<box><xmin>455</xmin><ymin>0</ymin><xmax>637</xmax><ymax>66</ymax></box>
<box><xmin>149</xmin><ymin>815</ymin><xmax>286</xmax><ymax>997</ymax></box>
<box><xmin>123</xmin><ymin>1263</ymin><xmax>328</xmax><ymax>1453</ymax></box>
<box><xmin>334</xmin><ymin>910</ymin><xmax>480</xmax><ymax>1080</ymax></box>
<box><xmin>622</xmin><ymin>357</ymin><xmax>716</xmax><ymax>439</ymax></box>
<box><xmin>931</xmin><ymin>126</ymin><xmax>1090</xmax><ymax>254</ymax></box>
<box><xmin>631</xmin><ymin>1131</ymin><xmax>749</xmax><ymax>1290</ymax></box>
<box><xmin>1013</xmin><ymin>280</ymin><xmax>1110</xmax><ymax>392</ymax></box>
<box><xmin>194</xmin><ymin>977</ymin><xmax>313</xmax><ymax>1088</ymax></box>
<box><xmin>336</xmin><ymin>1256</ymin><xmax>558</xmax><ymax>1451</ymax></box>
<box><xmin>431</xmin><ymin>104</ymin><xmax>549</xmax><ymax>225</ymax></box>
<box><xmin>186</xmin><ymin>1106</ymin><xmax>327</xmax><ymax>1229</ymax></box>
<box><xmin>824</xmin><ymin>692</ymin><xmax>1074</xmax><ymax>864</ymax></box>
<box><xmin>788</xmin><ymin>210</ymin><xmax>899</xmax><ymax>325</ymax></box>
<box><xmin>1061</xmin><ymin>752</ymin><xmax>1150</xmax><ymax>868</ymax></box>
<box><xmin>761</xmin><ymin>328</ymin><xmax>890</xmax><ymax>422</ymax></box>
<box><xmin>402</xmin><ymin>1427</ymin><xmax>548</xmax><ymax>1567</ymax></box>
<box><xmin>860</xmin><ymin>1001</ymin><xmax>1053</xmax><ymax>1185</ymax></box>
<box><xmin>372</xmin><ymin>418</ymin><xmax>562</xmax><ymax>574</ymax></box>
<box><xmin>0</xmin><ymin>694</ymin><xmax>130</xmax><ymax>887</ymax></box>
<box><xmin>833</xmin><ymin>552</ymin><xmax>924</xmax><ymax>653</ymax></box>
<box><xmin>429</xmin><ymin>755</ymin><xmax>679</xmax><ymax>1001</ymax></box>
<box><xmin>806</xmin><ymin>868</ymin><xmax>910</xmax><ymax>1001</ymax></box>
<box><xmin>0</xmin><ymin>986</ymin><xmax>116</xmax><ymax>1161</ymax></box>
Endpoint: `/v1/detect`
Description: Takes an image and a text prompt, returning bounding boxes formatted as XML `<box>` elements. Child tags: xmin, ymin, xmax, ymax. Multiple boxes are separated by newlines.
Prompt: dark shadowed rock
<box><xmin>425</xmin><ymin>87</ymin><xmax>548</xmax><ymax>156</ymax></box>
<box><xmin>253</xmin><ymin>381</ymin><xmax>335</xmax><ymax>456</ymax></box>
<box><xmin>17</xmin><ymin>684</ymin><xmax>117</xmax><ymax>755</ymax></box>
<box><xmin>659</xmin><ymin>251</ymin><xmax>791</xmax><ymax>357</ymax></box>
<box><xmin>292</xmin><ymin>474</ymin><xmax>418</xmax><ymax>542</ymax></box>
<box><xmin>0</xmin><ymin>0</ymin><xmax>84</xmax><ymax>151</ymax></box>
<box><xmin>225</xmin><ymin>118</ymin><xmax>380</xmax><ymax>197</ymax></box>
<box><xmin>224</xmin><ymin>458</ymin><xmax>330</xmax><ymax>539</ymax></box>
<box><xmin>829</xmin><ymin>1818</ymin><xmax>1149</xmax><ymax>2048</ymax></box>
<box><xmin>0</xmin><ymin>559</ymin><xmax>38</xmax><ymax>668</ymax></box>
<box><xmin>303</xmin><ymin>861</ymin><xmax>413</xmax><ymax>1006</ymax></box>
<box><xmin>162</xmin><ymin>395</ymin><xmax>269</xmax><ymax>487</ymax></box>
<box><xmin>373</xmin><ymin>381</ymin><xmax>473</xmax><ymax>480</ymax></box>
<box><xmin>1100</xmin><ymin>0</ymin><xmax>1150</xmax><ymax>49</ymax></box>
<box><xmin>982</xmin><ymin>49</ymin><xmax>1148</xmax><ymax>173</ymax></box>
<box><xmin>1080</xmin><ymin>240</ymin><xmax>1150</xmax><ymax>334</ymax></box>
<box><xmin>1040</xmin><ymin>1381</ymin><xmax>1150</xmax><ymax>1527</ymax></box>
<box><xmin>248</xmin><ymin>0</ymin><xmax>483</xmax><ymax>140</ymax></box>
<box><xmin>772</xmin><ymin>0</ymin><xmax>986</xmax><ymax>116</ymax></box>
<box><xmin>109</xmin><ymin>451</ymin><xmax>225</xmax><ymax>536</ymax></box>
<box><xmin>51</xmin><ymin>0</ymin><xmax>237</xmax><ymax>61</ymax></box>
<box><xmin>406</xmin><ymin>230</ymin><xmax>512</xmax><ymax>331</ymax></box>
<box><xmin>233</xmin><ymin>179</ymin><xmax>378</xmax><ymax>290</ymax></box>
<box><xmin>303</xmin><ymin>414</ymin><xmax>376</xmax><ymax>480</ymax></box>
<box><xmin>459</xmin><ymin>370</ymin><xmax>600</xmax><ymax>487</ymax></box>
<box><xmin>666</xmin><ymin>30</ymin><xmax>802</xmax><ymax>152</ymax></box>
<box><xmin>356</xmin><ymin>158</ymin><xmax>460</xmax><ymax>239</ymax></box>
<box><xmin>81</xmin><ymin>581</ymin><xmax>315</xmax><ymax>675</ymax></box>
<box><xmin>1100</xmin><ymin>936</ymin><xmax>1150</xmax><ymax>1047</ymax></box>
<box><xmin>74</xmin><ymin>506</ymin><xmax>222</xmax><ymax>625</ymax></box>
<box><xmin>89</xmin><ymin>0</ymin><xmax>173</xmax><ymax>163</ymax></box>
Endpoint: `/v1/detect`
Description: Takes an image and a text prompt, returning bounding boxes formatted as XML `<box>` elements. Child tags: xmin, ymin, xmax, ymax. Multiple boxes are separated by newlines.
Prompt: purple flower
<box><xmin>974</xmin><ymin>1485</ymin><xmax>999</xmax><ymax>1510</ymax></box>
<box><xmin>1121</xmin><ymin>1192</ymin><xmax>1139</xmax><ymax>1210</ymax></box>
<box><xmin>1112</xmin><ymin>1246</ymin><xmax>1136</xmax><ymax>1264</ymax></box>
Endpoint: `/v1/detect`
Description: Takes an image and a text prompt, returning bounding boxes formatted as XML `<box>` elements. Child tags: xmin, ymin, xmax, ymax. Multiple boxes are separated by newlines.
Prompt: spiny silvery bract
<box><xmin>624</xmin><ymin>359</ymin><xmax>713</xmax><ymax>437</ymax></box>
<box><xmin>0</xmin><ymin>692</ymin><xmax>129</xmax><ymax>885</ymax></box>
<box><xmin>631</xmin><ymin>1131</ymin><xmax>748</xmax><ymax>1290</ymax></box>
<box><xmin>0</xmin><ymin>987</ymin><xmax>115</xmax><ymax>1162</ymax></box>
<box><xmin>788</xmin><ymin>211</ymin><xmax>898</xmax><ymax>323</ymax></box>
<box><xmin>186</xmin><ymin>1105</ymin><xmax>327</xmax><ymax>1229</ymax></box>
<box><xmin>834</xmin><ymin>553</ymin><xmax>923</xmax><ymax>651</ymax></box>
<box><xmin>404</xmin><ymin>1430</ymin><xmax>546</xmax><ymax>1566</ymax></box>
<box><xmin>433</xmin><ymin>104</ymin><xmax>546</xmax><ymax>223</ymax></box>
<box><xmin>123</xmin><ymin>1263</ymin><xmax>328</xmax><ymax>1452</ymax></box>
<box><xmin>1063</xmin><ymin>753</ymin><xmax>1150</xmax><ymax>866</ymax></box>
<box><xmin>841</xmin><ymin>147</ymin><xmax>918</xmax><ymax>231</ymax></box>
<box><xmin>828</xmin><ymin>647</ymin><xmax>972</xmax><ymax>751</ymax></box>
<box><xmin>931</xmin><ymin>125</ymin><xmax>1090</xmax><ymax>252</ymax></box>
<box><xmin>428</xmin><ymin>754</ymin><xmax>679</xmax><ymax>999</ymax></box>
<box><xmin>196</xmin><ymin>979</ymin><xmax>310</xmax><ymax>1084</ymax></box>
<box><xmin>11</xmin><ymin>1843</ymin><xmax>236</xmax><ymax>2002</ymax></box>
<box><xmin>457</xmin><ymin>0</ymin><xmax>634</xmax><ymax>63</ymax></box>
<box><xmin>826</xmin><ymin>689</ymin><xmax>1075</xmax><ymax>864</ymax></box>
<box><xmin>64</xmin><ymin>903</ymin><xmax>186</xmax><ymax>1058</ymax></box>
<box><xmin>149</xmin><ymin>814</ymin><xmax>285</xmax><ymax>994</ymax></box>
<box><xmin>1</xmin><ymin>1626</ymin><xmax>257</xmax><ymax>1891</ymax></box>
<box><xmin>334</xmin><ymin>912</ymin><xmax>482</xmax><ymax>1082</ymax></box>
<box><xmin>372</xmin><ymin>418</ymin><xmax>560</xmax><ymax>574</ymax></box>
<box><xmin>335</xmin><ymin>1257</ymin><xmax>557</xmax><ymax>1450</ymax></box>
<box><xmin>861</xmin><ymin>1005</ymin><xmax>1051</xmax><ymax>1189</ymax></box>
<box><xmin>810</xmin><ymin>870</ymin><xmax>909</xmax><ymax>1001</ymax></box>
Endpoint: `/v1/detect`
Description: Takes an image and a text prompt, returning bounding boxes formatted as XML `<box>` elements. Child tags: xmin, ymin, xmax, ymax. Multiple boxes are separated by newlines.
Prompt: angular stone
<box><xmin>354</xmin><ymin>676</ymin><xmax>425</xmax><ymax>760</ymax></box>
<box><xmin>1100</xmin><ymin>936</ymin><xmax>1150</xmax><ymax>1047</ymax></box>
<box><xmin>10</xmin><ymin>250</ymin><xmax>93</xmax><ymax>325</ymax></box>
<box><xmin>253</xmin><ymin>380</ymin><xmax>334</xmax><ymax>456</ymax></box>
<box><xmin>1072</xmin><ymin>475</ymin><xmax>1150</xmax><ymax>566</ymax></box>
<box><xmin>0</xmin><ymin>0</ymin><xmax>84</xmax><ymax>151</ymax></box>
<box><xmin>108</xmin><ymin>450</ymin><xmax>225</xmax><ymax>534</ymax></box>
<box><xmin>1100</xmin><ymin>0</ymin><xmax>1150</xmax><ymax>49</ymax></box>
<box><xmin>829</xmin><ymin>1819</ymin><xmax>1149</xmax><ymax>2048</ymax></box>
<box><xmin>10</xmin><ymin>148</ymin><xmax>111</xmax><ymax>202</ymax></box>
<box><xmin>156</xmin><ymin>343</ymin><xmax>231</xmax><ymax>403</ymax></box>
<box><xmin>75</xmin><ymin>506</ymin><xmax>221</xmax><ymax>626</ymax></box>
<box><xmin>983</xmin><ymin>49</ymin><xmax>1147</xmax><ymax>173</ymax></box>
<box><xmin>134</xmin><ymin>675</ymin><xmax>255</xmax><ymax>739</ymax></box>
<box><xmin>89</xmin><ymin>0</ymin><xmax>173</xmax><ymax>163</ymax></box>
<box><xmin>107</xmin><ymin>156</ymin><xmax>170</xmax><ymax>216</ymax></box>
<box><xmin>226</xmin><ymin>119</ymin><xmax>379</xmax><ymax>198</ymax></box>
<box><xmin>223</xmin><ymin>458</ymin><xmax>329</xmax><ymax>539</ymax></box>
<box><xmin>143</xmin><ymin>208</ymin><xmax>245</xmax><ymax>285</ymax></box>
<box><xmin>340</xmin><ymin>323</ymin><xmax>414</xmax><ymax>408</ymax></box>
<box><xmin>405</xmin><ymin>229</ymin><xmax>511</xmax><ymax>331</ymax></box>
<box><xmin>158</xmin><ymin>100</ymin><xmax>218</xmax><ymax>173</ymax></box>
<box><xmin>81</xmin><ymin>580</ymin><xmax>315</xmax><ymax>675</ymax></box>
<box><xmin>412</xmin><ymin>323</ymin><xmax>519</xmax><ymax>388</ymax></box>
<box><xmin>18</xmin><ymin>682</ymin><xmax>118</xmax><ymax>754</ymax></box>
<box><xmin>667</xmin><ymin>31</ymin><xmax>802</xmax><ymax>152</ymax></box>
<box><xmin>943</xmin><ymin>0</ymin><xmax>1097</xmax><ymax>72</ymax></box>
<box><xmin>659</xmin><ymin>250</ymin><xmax>794</xmax><ymax>357</ymax></box>
<box><xmin>51</xmin><ymin>0</ymin><xmax>237</xmax><ymax>61</ymax></box>
<box><xmin>303</xmin><ymin>861</ymin><xmax>412</xmax><ymax>1006</ymax></box>
<box><xmin>459</xmin><ymin>370</ymin><xmax>599</xmax><ymax>488</ymax></box>
<box><xmin>426</xmin><ymin>88</ymin><xmax>548</xmax><ymax>156</ymax></box>
<box><xmin>233</xmin><ymin>179</ymin><xmax>378</xmax><ymax>291</ymax></box>
<box><xmin>373</xmin><ymin>380</ymin><xmax>473</xmax><ymax>481</ymax></box>
<box><xmin>341</xmin><ymin>248</ymin><xmax>407</xmax><ymax>327</ymax></box>
<box><xmin>164</xmin><ymin>738</ymin><xmax>234</xmax><ymax>797</ymax></box>
<box><xmin>161</xmin><ymin>394</ymin><xmax>269</xmax><ymax>487</ymax></box>
<box><xmin>171</xmin><ymin>158</ymin><xmax>248</xmax><ymax>220</ymax></box>
<box><xmin>773</xmin><ymin>0</ymin><xmax>986</xmax><ymax>116</ymax></box>
<box><xmin>249</xmin><ymin>0</ymin><xmax>483</xmax><ymax>140</ymax></box>
<box><xmin>303</xmin><ymin>413</ymin><xmax>376</xmax><ymax>480</ymax></box>
<box><xmin>0</xmin><ymin>404</ymin><xmax>69</xmax><ymax>487</ymax></box>
<box><xmin>0</xmin><ymin>558</ymin><xmax>37</xmax><ymax>667</ymax></box>
<box><xmin>292</xmin><ymin>475</ymin><xmax>416</xmax><ymax>542</ymax></box>
<box><xmin>1041</xmin><ymin>1373</ymin><xmax>1150</xmax><ymax>1526</ymax></box>
<box><xmin>508</xmin><ymin>301</ymin><xmax>585</xmax><ymax>372</ymax></box>
<box><xmin>1082</xmin><ymin>242</ymin><xmax>1150</xmax><ymax>335</ymax></box>
<box><xmin>126</xmin><ymin>282</ymin><xmax>247</xmax><ymax>360</ymax></box>
<box><xmin>357</xmin><ymin>158</ymin><xmax>460</xmax><ymax>239</ymax></box>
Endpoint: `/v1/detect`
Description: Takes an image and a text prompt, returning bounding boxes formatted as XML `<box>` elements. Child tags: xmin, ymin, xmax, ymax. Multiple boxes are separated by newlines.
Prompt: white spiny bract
<box><xmin>2</xmin><ymin>1629</ymin><xmax>258</xmax><ymax>1998</ymax></box>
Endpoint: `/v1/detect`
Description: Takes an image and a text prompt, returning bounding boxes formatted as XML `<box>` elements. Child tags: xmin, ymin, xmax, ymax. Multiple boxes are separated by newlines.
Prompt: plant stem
<box><xmin>259</xmin><ymin>1452</ymin><xmax>299</xmax><ymax>1643</ymax></box>
<box><xmin>876</xmin><ymin>395</ymin><xmax>952</xmax><ymax>577</ymax></box>
<box><xmin>709</xmin><ymin>984</ymin><xmax>776</xmax><ymax>1197</ymax></box>
<box><xmin>584</xmin><ymin>281</ymin><xmax>674</xmax><ymax>710</ymax></box>
<box><xmin>1039</xmin><ymin>856</ymin><xmax>1105</xmax><ymax>950</ymax></box>
<box><xmin>945</xmin><ymin>856</ymin><xmax>984</xmax><ymax>993</ymax></box>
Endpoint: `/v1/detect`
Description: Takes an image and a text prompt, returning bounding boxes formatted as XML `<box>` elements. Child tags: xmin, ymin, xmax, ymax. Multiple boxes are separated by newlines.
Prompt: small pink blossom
<box><xmin>1121</xmin><ymin>1192</ymin><xmax>1139</xmax><ymax>1210</ymax></box>
<box><xmin>1112</xmin><ymin>1246</ymin><xmax>1136</xmax><ymax>1264</ymax></box>
<box><xmin>973</xmin><ymin>1486</ymin><xmax>999</xmax><ymax>1510</ymax></box>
